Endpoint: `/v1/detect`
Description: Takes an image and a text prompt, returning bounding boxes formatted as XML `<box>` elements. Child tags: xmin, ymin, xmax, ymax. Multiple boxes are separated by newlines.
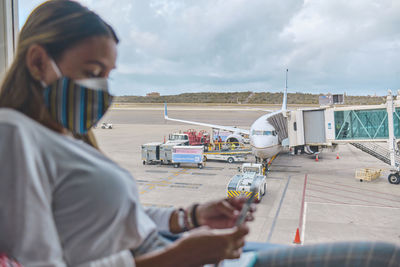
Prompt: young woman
<box><xmin>0</xmin><ymin>1</ymin><xmax>399</xmax><ymax>267</ymax></box>
<box><xmin>0</xmin><ymin>1</ymin><xmax>252</xmax><ymax>266</ymax></box>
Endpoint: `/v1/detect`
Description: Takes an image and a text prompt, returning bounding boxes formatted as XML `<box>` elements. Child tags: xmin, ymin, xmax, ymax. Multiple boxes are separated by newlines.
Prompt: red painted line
<box><xmin>298</xmin><ymin>174</ymin><xmax>308</xmax><ymax>230</ymax></box>
<box><xmin>308</xmin><ymin>181</ymin><xmax>398</xmax><ymax>203</ymax></box>
<box><xmin>311</xmin><ymin>178</ymin><xmax>400</xmax><ymax>199</ymax></box>
<box><xmin>307</xmin><ymin>187</ymin><xmax>400</xmax><ymax>209</ymax></box>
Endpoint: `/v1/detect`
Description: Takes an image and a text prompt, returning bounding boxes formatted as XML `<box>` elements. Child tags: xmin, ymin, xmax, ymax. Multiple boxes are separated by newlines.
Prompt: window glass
<box><xmin>334</xmin><ymin>109</ymin><xmax>400</xmax><ymax>140</ymax></box>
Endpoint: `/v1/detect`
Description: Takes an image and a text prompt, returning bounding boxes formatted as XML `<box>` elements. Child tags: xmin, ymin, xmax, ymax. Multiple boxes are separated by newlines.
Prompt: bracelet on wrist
<box><xmin>186</xmin><ymin>207</ymin><xmax>194</xmax><ymax>229</ymax></box>
<box><xmin>191</xmin><ymin>204</ymin><xmax>200</xmax><ymax>228</ymax></box>
<box><xmin>177</xmin><ymin>208</ymin><xmax>188</xmax><ymax>232</ymax></box>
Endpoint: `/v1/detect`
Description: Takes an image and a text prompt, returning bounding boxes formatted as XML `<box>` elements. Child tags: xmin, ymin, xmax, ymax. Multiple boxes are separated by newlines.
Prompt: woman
<box><xmin>1</xmin><ymin>1</ymin><xmax>399</xmax><ymax>267</ymax></box>
<box><xmin>0</xmin><ymin>1</ymin><xmax>252</xmax><ymax>266</ymax></box>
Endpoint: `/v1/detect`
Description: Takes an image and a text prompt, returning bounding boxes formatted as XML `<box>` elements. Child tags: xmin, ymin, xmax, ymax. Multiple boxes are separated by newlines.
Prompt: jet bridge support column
<box><xmin>387</xmin><ymin>91</ymin><xmax>398</xmax><ymax>170</ymax></box>
<box><xmin>387</xmin><ymin>90</ymin><xmax>400</xmax><ymax>184</ymax></box>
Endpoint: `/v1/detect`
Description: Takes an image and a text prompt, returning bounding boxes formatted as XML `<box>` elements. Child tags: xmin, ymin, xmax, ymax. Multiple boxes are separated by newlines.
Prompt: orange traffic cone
<box><xmin>293</xmin><ymin>228</ymin><xmax>301</xmax><ymax>244</ymax></box>
<box><xmin>315</xmin><ymin>154</ymin><xmax>319</xmax><ymax>162</ymax></box>
<box><xmin>336</xmin><ymin>153</ymin><xmax>340</xmax><ymax>159</ymax></box>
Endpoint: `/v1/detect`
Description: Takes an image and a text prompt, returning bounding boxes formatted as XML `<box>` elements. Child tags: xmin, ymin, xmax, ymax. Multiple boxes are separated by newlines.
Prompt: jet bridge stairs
<box><xmin>350</xmin><ymin>142</ymin><xmax>400</xmax><ymax>184</ymax></box>
<box><xmin>350</xmin><ymin>142</ymin><xmax>400</xmax><ymax>166</ymax></box>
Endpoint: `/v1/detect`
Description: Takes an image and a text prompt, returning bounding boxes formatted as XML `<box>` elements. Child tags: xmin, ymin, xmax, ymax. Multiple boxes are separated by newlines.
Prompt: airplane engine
<box><xmin>226</xmin><ymin>134</ymin><xmax>244</xmax><ymax>145</ymax></box>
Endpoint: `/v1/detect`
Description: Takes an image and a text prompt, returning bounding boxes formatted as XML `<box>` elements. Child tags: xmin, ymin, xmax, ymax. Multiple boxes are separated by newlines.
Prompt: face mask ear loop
<box><xmin>49</xmin><ymin>59</ymin><xmax>62</xmax><ymax>78</ymax></box>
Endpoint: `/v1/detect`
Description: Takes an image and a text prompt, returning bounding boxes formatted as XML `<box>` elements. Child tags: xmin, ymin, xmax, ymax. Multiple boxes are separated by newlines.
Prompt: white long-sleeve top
<box><xmin>0</xmin><ymin>108</ymin><xmax>174</xmax><ymax>267</ymax></box>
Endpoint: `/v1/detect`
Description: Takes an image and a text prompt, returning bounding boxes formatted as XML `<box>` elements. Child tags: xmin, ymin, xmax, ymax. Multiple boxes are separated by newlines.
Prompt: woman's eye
<box><xmin>84</xmin><ymin>71</ymin><xmax>100</xmax><ymax>78</ymax></box>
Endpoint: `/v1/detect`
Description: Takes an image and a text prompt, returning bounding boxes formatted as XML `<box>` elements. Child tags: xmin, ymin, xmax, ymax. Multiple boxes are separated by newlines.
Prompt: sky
<box><xmin>19</xmin><ymin>0</ymin><xmax>400</xmax><ymax>96</ymax></box>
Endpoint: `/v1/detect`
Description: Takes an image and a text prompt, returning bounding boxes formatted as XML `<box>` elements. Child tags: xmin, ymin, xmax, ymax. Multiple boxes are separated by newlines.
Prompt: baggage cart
<box><xmin>172</xmin><ymin>146</ymin><xmax>205</xmax><ymax>169</ymax></box>
<box><xmin>355</xmin><ymin>168</ymin><xmax>383</xmax><ymax>182</ymax></box>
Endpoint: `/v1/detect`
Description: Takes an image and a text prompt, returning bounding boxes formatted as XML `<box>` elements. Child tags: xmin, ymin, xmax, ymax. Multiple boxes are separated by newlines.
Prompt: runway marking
<box><xmin>145</xmin><ymin>170</ymin><xmax>169</xmax><ymax>173</ymax></box>
<box><xmin>272</xmin><ymin>165</ymin><xmax>301</xmax><ymax>168</ymax></box>
<box><xmin>310</xmin><ymin>178</ymin><xmax>400</xmax><ymax>199</ymax></box>
<box><xmin>301</xmin><ymin>202</ymin><xmax>308</xmax><ymax>245</ymax></box>
<box><xmin>297</xmin><ymin>174</ymin><xmax>308</xmax><ymax>245</ymax></box>
<box><xmin>267</xmin><ymin>175</ymin><xmax>292</xmax><ymax>242</ymax></box>
<box><xmin>266</xmin><ymin>176</ymin><xmax>285</xmax><ymax>180</ymax></box>
<box><xmin>306</xmin><ymin>194</ymin><xmax>348</xmax><ymax>205</ymax></box>
<box><xmin>306</xmin><ymin>201</ymin><xmax>400</xmax><ymax>210</ymax></box>
<box><xmin>300</xmin><ymin>201</ymin><xmax>400</xmax><ymax>245</ymax></box>
<box><xmin>191</xmin><ymin>172</ymin><xmax>216</xmax><ymax>176</ymax></box>
<box><xmin>269</xmin><ymin>169</ymin><xmax>301</xmax><ymax>173</ymax></box>
<box><xmin>306</xmin><ymin>187</ymin><xmax>400</xmax><ymax>209</ymax></box>
<box><xmin>308</xmin><ymin>180</ymin><xmax>399</xmax><ymax>202</ymax></box>
<box><xmin>204</xmin><ymin>167</ymin><xmax>225</xmax><ymax>170</ymax></box>
<box><xmin>139</xmin><ymin>168</ymin><xmax>195</xmax><ymax>194</ymax></box>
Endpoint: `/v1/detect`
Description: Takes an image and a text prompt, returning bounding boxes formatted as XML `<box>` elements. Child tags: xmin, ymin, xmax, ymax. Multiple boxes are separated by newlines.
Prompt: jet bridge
<box><xmin>287</xmin><ymin>91</ymin><xmax>400</xmax><ymax>184</ymax></box>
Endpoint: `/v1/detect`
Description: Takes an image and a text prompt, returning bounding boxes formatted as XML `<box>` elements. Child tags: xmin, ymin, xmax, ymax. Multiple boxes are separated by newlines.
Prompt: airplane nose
<box><xmin>251</xmin><ymin>136</ymin><xmax>265</xmax><ymax>149</ymax></box>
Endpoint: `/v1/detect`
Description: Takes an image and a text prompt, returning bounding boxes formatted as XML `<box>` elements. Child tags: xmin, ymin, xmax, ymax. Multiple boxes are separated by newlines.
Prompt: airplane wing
<box><xmin>245</xmin><ymin>107</ymin><xmax>276</xmax><ymax>112</ymax></box>
<box><xmin>164</xmin><ymin>103</ymin><xmax>250</xmax><ymax>135</ymax></box>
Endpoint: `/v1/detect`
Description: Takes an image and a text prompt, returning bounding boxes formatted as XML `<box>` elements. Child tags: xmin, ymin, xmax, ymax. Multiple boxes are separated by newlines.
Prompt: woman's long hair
<box><xmin>0</xmin><ymin>0</ymin><xmax>118</xmax><ymax>145</ymax></box>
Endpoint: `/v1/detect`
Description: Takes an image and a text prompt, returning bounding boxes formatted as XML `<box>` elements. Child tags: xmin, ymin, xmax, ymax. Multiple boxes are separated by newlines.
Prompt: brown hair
<box><xmin>0</xmin><ymin>0</ymin><xmax>118</xmax><ymax>145</ymax></box>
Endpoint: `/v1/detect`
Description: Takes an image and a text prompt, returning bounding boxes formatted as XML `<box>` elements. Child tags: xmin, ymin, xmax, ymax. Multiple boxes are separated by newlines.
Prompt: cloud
<box><xmin>19</xmin><ymin>0</ymin><xmax>400</xmax><ymax>96</ymax></box>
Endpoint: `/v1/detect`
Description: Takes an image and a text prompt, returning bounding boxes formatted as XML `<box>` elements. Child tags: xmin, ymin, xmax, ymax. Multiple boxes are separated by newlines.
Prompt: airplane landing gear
<box><xmin>262</xmin><ymin>158</ymin><xmax>269</xmax><ymax>175</ymax></box>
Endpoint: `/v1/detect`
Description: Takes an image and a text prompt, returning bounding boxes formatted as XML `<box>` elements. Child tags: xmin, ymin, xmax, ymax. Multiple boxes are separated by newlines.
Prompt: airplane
<box><xmin>164</xmin><ymin>70</ymin><xmax>290</xmax><ymax>167</ymax></box>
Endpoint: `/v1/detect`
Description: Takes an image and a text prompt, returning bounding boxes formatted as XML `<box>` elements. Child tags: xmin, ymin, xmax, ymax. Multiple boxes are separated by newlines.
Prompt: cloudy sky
<box><xmin>20</xmin><ymin>0</ymin><xmax>400</xmax><ymax>96</ymax></box>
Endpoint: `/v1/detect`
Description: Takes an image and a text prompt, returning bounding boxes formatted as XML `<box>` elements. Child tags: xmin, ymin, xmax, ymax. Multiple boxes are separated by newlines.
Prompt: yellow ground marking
<box><xmin>140</xmin><ymin>168</ymin><xmax>189</xmax><ymax>195</ymax></box>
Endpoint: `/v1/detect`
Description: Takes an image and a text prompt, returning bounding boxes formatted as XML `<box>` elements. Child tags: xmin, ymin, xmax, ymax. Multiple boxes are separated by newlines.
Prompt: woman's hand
<box><xmin>196</xmin><ymin>197</ymin><xmax>256</xmax><ymax>229</ymax></box>
<box><xmin>135</xmin><ymin>225</ymin><xmax>249</xmax><ymax>267</ymax></box>
<box><xmin>177</xmin><ymin>224</ymin><xmax>250</xmax><ymax>265</ymax></box>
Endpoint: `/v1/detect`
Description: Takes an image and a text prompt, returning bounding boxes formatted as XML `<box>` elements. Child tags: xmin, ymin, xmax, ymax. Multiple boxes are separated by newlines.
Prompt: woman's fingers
<box><xmin>217</xmin><ymin>200</ymin><xmax>239</xmax><ymax>219</ymax></box>
<box><xmin>228</xmin><ymin>248</ymin><xmax>242</xmax><ymax>259</ymax></box>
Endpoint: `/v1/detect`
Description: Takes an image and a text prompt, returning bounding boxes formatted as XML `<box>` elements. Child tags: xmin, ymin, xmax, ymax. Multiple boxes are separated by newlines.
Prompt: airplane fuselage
<box><xmin>249</xmin><ymin>112</ymin><xmax>282</xmax><ymax>160</ymax></box>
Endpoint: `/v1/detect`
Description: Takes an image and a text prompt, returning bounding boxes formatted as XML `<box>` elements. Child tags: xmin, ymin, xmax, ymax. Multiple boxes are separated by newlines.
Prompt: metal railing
<box><xmin>350</xmin><ymin>142</ymin><xmax>400</xmax><ymax>167</ymax></box>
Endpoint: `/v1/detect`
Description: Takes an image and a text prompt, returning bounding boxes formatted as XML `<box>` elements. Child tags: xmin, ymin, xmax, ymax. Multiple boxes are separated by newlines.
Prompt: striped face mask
<box><xmin>42</xmin><ymin>60</ymin><xmax>114</xmax><ymax>134</ymax></box>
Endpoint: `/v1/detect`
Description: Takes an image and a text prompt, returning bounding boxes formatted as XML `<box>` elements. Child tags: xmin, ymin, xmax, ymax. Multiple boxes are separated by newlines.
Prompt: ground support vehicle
<box><xmin>101</xmin><ymin>122</ymin><xmax>113</xmax><ymax>129</ymax></box>
<box><xmin>172</xmin><ymin>146</ymin><xmax>205</xmax><ymax>169</ymax></box>
<box><xmin>159</xmin><ymin>141</ymin><xmax>188</xmax><ymax>164</ymax></box>
<box><xmin>203</xmin><ymin>149</ymin><xmax>252</xmax><ymax>163</ymax></box>
<box><xmin>227</xmin><ymin>163</ymin><xmax>267</xmax><ymax>201</ymax></box>
<box><xmin>141</xmin><ymin>142</ymin><xmax>163</xmax><ymax>165</ymax></box>
<box><xmin>168</xmin><ymin>129</ymin><xmax>210</xmax><ymax>149</ymax></box>
<box><xmin>185</xmin><ymin>129</ymin><xmax>211</xmax><ymax>147</ymax></box>
<box><xmin>142</xmin><ymin>141</ymin><xmax>187</xmax><ymax>165</ymax></box>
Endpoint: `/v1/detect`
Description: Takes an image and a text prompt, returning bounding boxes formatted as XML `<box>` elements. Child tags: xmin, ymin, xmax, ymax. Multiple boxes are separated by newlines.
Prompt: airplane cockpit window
<box><xmin>252</xmin><ymin>130</ymin><xmax>273</xmax><ymax>136</ymax></box>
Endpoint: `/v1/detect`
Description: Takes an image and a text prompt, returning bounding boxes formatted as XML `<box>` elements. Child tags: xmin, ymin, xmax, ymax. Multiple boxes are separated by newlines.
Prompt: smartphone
<box><xmin>235</xmin><ymin>188</ymin><xmax>257</xmax><ymax>226</ymax></box>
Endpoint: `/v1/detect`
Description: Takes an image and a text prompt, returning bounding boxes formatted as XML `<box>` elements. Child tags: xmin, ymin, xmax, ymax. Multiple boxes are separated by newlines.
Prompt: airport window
<box><xmin>12</xmin><ymin>1</ymin><xmax>400</xmax><ymax>262</ymax></box>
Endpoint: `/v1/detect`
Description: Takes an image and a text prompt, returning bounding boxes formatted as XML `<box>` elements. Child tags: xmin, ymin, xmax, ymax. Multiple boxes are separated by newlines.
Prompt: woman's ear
<box><xmin>26</xmin><ymin>44</ymin><xmax>49</xmax><ymax>81</ymax></box>
<box><xmin>26</xmin><ymin>44</ymin><xmax>60</xmax><ymax>86</ymax></box>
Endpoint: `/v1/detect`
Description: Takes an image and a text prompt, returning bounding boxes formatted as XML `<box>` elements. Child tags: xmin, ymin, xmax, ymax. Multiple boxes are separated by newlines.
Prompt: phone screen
<box><xmin>235</xmin><ymin>188</ymin><xmax>257</xmax><ymax>226</ymax></box>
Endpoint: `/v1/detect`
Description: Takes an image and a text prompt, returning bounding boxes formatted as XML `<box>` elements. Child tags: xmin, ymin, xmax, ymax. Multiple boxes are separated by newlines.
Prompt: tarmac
<box><xmin>94</xmin><ymin>104</ymin><xmax>400</xmax><ymax>245</ymax></box>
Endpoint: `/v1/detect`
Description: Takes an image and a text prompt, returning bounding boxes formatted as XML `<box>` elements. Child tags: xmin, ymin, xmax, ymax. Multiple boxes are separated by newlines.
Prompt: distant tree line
<box><xmin>114</xmin><ymin>92</ymin><xmax>386</xmax><ymax>105</ymax></box>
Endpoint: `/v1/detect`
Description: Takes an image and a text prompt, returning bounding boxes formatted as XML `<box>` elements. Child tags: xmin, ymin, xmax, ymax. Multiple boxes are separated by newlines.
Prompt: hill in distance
<box><xmin>115</xmin><ymin>92</ymin><xmax>386</xmax><ymax>105</ymax></box>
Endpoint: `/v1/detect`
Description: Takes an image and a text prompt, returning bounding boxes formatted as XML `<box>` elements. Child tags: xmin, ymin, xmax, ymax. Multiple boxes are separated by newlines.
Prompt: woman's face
<box><xmin>43</xmin><ymin>35</ymin><xmax>117</xmax><ymax>84</ymax></box>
